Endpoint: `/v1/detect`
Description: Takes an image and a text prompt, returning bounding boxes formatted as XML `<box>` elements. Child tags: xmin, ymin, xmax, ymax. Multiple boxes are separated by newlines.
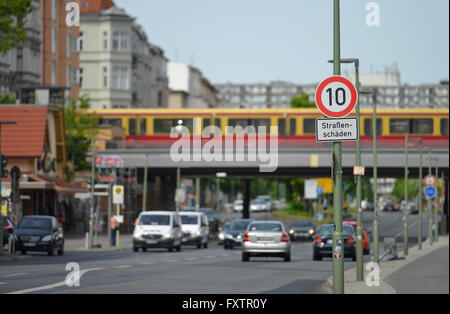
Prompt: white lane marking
<box><xmin>114</xmin><ymin>265</ymin><xmax>132</xmax><ymax>269</ymax></box>
<box><xmin>3</xmin><ymin>273</ymin><xmax>27</xmax><ymax>277</ymax></box>
<box><xmin>139</xmin><ymin>261</ymin><xmax>156</xmax><ymax>265</ymax></box>
<box><xmin>6</xmin><ymin>268</ymin><xmax>103</xmax><ymax>295</ymax></box>
<box><xmin>206</xmin><ymin>255</ymin><xmax>216</xmax><ymax>258</ymax></box>
<box><xmin>0</xmin><ymin>282</ymin><xmax>6</xmax><ymax>285</ymax></box>
<box><xmin>168</xmin><ymin>259</ymin><xmax>179</xmax><ymax>263</ymax></box>
<box><xmin>183</xmin><ymin>257</ymin><xmax>197</xmax><ymax>261</ymax></box>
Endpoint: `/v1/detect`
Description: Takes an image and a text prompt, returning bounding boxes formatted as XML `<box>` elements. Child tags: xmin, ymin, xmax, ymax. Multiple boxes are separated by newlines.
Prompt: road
<box><xmin>0</xmin><ymin>211</ymin><xmax>429</xmax><ymax>294</ymax></box>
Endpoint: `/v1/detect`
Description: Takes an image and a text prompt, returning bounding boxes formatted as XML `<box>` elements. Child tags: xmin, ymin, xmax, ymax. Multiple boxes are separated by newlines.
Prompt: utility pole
<box><xmin>89</xmin><ymin>138</ymin><xmax>96</xmax><ymax>249</ymax></box>
<box><xmin>434</xmin><ymin>159</ymin><xmax>439</xmax><ymax>242</ymax></box>
<box><xmin>331</xmin><ymin>0</ymin><xmax>344</xmax><ymax>294</ymax></box>
<box><xmin>403</xmin><ymin>133</ymin><xmax>408</xmax><ymax>256</ymax></box>
<box><xmin>372</xmin><ymin>92</ymin><xmax>379</xmax><ymax>263</ymax></box>
<box><xmin>428</xmin><ymin>149</ymin><xmax>433</xmax><ymax>246</ymax></box>
<box><xmin>417</xmin><ymin>139</ymin><xmax>423</xmax><ymax>250</ymax></box>
<box><xmin>142</xmin><ymin>154</ymin><xmax>148</xmax><ymax>212</ymax></box>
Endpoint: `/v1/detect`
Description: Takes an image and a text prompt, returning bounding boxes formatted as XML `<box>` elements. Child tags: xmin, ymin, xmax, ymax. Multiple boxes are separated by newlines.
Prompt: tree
<box><xmin>0</xmin><ymin>93</ymin><xmax>15</xmax><ymax>104</ymax></box>
<box><xmin>290</xmin><ymin>93</ymin><xmax>315</xmax><ymax>108</ymax></box>
<box><xmin>64</xmin><ymin>95</ymin><xmax>101</xmax><ymax>174</ymax></box>
<box><xmin>391</xmin><ymin>179</ymin><xmax>420</xmax><ymax>201</ymax></box>
<box><xmin>0</xmin><ymin>0</ymin><xmax>33</xmax><ymax>54</ymax></box>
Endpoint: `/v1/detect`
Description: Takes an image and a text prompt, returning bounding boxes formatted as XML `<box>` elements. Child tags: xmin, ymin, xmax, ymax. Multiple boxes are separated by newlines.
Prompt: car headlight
<box><xmin>164</xmin><ymin>232</ymin><xmax>173</xmax><ymax>239</ymax></box>
<box><xmin>196</xmin><ymin>231</ymin><xmax>201</xmax><ymax>236</ymax></box>
<box><xmin>218</xmin><ymin>233</ymin><xmax>225</xmax><ymax>240</ymax></box>
<box><xmin>262</xmin><ymin>205</ymin><xmax>267</xmax><ymax>209</ymax></box>
<box><xmin>133</xmin><ymin>231</ymin><xmax>141</xmax><ymax>239</ymax></box>
<box><xmin>289</xmin><ymin>229</ymin><xmax>294</xmax><ymax>234</ymax></box>
<box><xmin>41</xmin><ymin>235</ymin><xmax>53</xmax><ymax>242</ymax></box>
<box><xmin>308</xmin><ymin>229</ymin><xmax>314</xmax><ymax>235</ymax></box>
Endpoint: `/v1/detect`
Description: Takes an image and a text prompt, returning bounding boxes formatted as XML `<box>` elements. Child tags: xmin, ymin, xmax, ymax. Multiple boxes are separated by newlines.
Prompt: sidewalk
<box><xmin>325</xmin><ymin>235</ymin><xmax>449</xmax><ymax>294</ymax></box>
<box><xmin>64</xmin><ymin>233</ymin><xmax>134</xmax><ymax>252</ymax></box>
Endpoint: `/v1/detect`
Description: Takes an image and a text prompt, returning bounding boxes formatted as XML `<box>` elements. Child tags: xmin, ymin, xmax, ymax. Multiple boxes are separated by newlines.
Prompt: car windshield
<box><xmin>318</xmin><ymin>225</ymin><xmax>354</xmax><ymax>237</ymax></box>
<box><xmin>228</xmin><ymin>220</ymin><xmax>251</xmax><ymax>231</ymax></box>
<box><xmin>248</xmin><ymin>222</ymin><xmax>282</xmax><ymax>232</ymax></box>
<box><xmin>139</xmin><ymin>215</ymin><xmax>170</xmax><ymax>226</ymax></box>
<box><xmin>18</xmin><ymin>217</ymin><xmax>52</xmax><ymax>230</ymax></box>
<box><xmin>251</xmin><ymin>199</ymin><xmax>265</xmax><ymax>204</ymax></box>
<box><xmin>181</xmin><ymin>215</ymin><xmax>199</xmax><ymax>225</ymax></box>
<box><xmin>200</xmin><ymin>208</ymin><xmax>215</xmax><ymax>215</ymax></box>
<box><xmin>234</xmin><ymin>200</ymin><xmax>243</xmax><ymax>204</ymax></box>
<box><xmin>292</xmin><ymin>220</ymin><xmax>314</xmax><ymax>227</ymax></box>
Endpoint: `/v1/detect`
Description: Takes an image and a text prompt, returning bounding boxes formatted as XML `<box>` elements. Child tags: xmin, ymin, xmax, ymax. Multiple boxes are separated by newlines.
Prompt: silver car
<box><xmin>242</xmin><ymin>221</ymin><xmax>291</xmax><ymax>262</ymax></box>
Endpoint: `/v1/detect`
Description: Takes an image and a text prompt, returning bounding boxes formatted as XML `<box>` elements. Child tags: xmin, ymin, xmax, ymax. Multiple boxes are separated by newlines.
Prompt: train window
<box><xmin>228</xmin><ymin>119</ymin><xmax>270</xmax><ymax>133</ymax></box>
<box><xmin>215</xmin><ymin>119</ymin><xmax>221</xmax><ymax>128</ymax></box>
<box><xmin>100</xmin><ymin>118</ymin><xmax>122</xmax><ymax>126</ymax></box>
<box><xmin>129</xmin><ymin>118</ymin><xmax>137</xmax><ymax>136</ymax></box>
<box><xmin>139</xmin><ymin>119</ymin><xmax>147</xmax><ymax>136</ymax></box>
<box><xmin>389</xmin><ymin>119</ymin><xmax>409</xmax><ymax>134</ymax></box>
<box><xmin>278</xmin><ymin>118</ymin><xmax>286</xmax><ymax>136</ymax></box>
<box><xmin>289</xmin><ymin>118</ymin><xmax>297</xmax><ymax>136</ymax></box>
<box><xmin>411</xmin><ymin>119</ymin><xmax>433</xmax><ymax>134</ymax></box>
<box><xmin>441</xmin><ymin>119</ymin><xmax>449</xmax><ymax>137</ymax></box>
<box><xmin>303</xmin><ymin>119</ymin><xmax>315</xmax><ymax>134</ymax></box>
<box><xmin>203</xmin><ymin>119</ymin><xmax>211</xmax><ymax>129</ymax></box>
<box><xmin>154</xmin><ymin>119</ymin><xmax>193</xmax><ymax>134</ymax></box>
<box><xmin>364</xmin><ymin>119</ymin><xmax>382</xmax><ymax>136</ymax></box>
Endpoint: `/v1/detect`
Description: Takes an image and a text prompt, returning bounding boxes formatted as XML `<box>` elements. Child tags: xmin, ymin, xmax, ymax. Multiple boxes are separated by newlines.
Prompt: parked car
<box><xmin>288</xmin><ymin>219</ymin><xmax>315</xmax><ymax>241</ymax></box>
<box><xmin>222</xmin><ymin>219</ymin><xmax>255</xmax><ymax>249</ymax></box>
<box><xmin>199</xmin><ymin>208</ymin><xmax>219</xmax><ymax>233</ymax></box>
<box><xmin>242</xmin><ymin>220</ymin><xmax>291</xmax><ymax>262</ymax></box>
<box><xmin>343</xmin><ymin>221</ymin><xmax>370</xmax><ymax>255</ymax></box>
<box><xmin>250</xmin><ymin>198</ymin><xmax>270</xmax><ymax>212</ymax></box>
<box><xmin>132</xmin><ymin>211</ymin><xmax>182</xmax><ymax>252</ymax></box>
<box><xmin>179</xmin><ymin>211</ymin><xmax>209</xmax><ymax>249</ymax></box>
<box><xmin>233</xmin><ymin>200</ymin><xmax>244</xmax><ymax>212</ymax></box>
<box><xmin>2</xmin><ymin>216</ymin><xmax>15</xmax><ymax>247</ymax></box>
<box><xmin>313</xmin><ymin>224</ymin><xmax>356</xmax><ymax>261</ymax></box>
<box><xmin>14</xmin><ymin>216</ymin><xmax>64</xmax><ymax>256</ymax></box>
<box><xmin>383</xmin><ymin>202</ymin><xmax>397</xmax><ymax>211</ymax></box>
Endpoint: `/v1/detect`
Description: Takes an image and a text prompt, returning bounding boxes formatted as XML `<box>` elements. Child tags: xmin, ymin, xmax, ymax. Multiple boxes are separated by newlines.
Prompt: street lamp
<box><xmin>408</xmin><ymin>138</ymin><xmax>423</xmax><ymax>249</ymax></box>
<box><xmin>216</xmin><ymin>172</ymin><xmax>227</xmax><ymax>212</ymax></box>
<box><xmin>327</xmin><ymin>58</ymin><xmax>364</xmax><ymax>281</ymax></box>
<box><xmin>0</xmin><ymin>121</ymin><xmax>17</xmax><ymax>256</ymax></box>
<box><xmin>427</xmin><ymin>151</ymin><xmax>438</xmax><ymax>245</ymax></box>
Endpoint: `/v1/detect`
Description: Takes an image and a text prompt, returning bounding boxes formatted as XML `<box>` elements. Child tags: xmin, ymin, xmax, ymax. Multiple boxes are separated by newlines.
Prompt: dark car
<box><xmin>223</xmin><ymin>219</ymin><xmax>255</xmax><ymax>249</ymax></box>
<box><xmin>2</xmin><ymin>216</ymin><xmax>15</xmax><ymax>247</ymax></box>
<box><xmin>383</xmin><ymin>202</ymin><xmax>399</xmax><ymax>211</ymax></box>
<box><xmin>288</xmin><ymin>219</ymin><xmax>315</xmax><ymax>241</ymax></box>
<box><xmin>15</xmin><ymin>216</ymin><xmax>64</xmax><ymax>256</ymax></box>
<box><xmin>199</xmin><ymin>208</ymin><xmax>219</xmax><ymax>233</ymax></box>
<box><xmin>313</xmin><ymin>224</ymin><xmax>356</xmax><ymax>261</ymax></box>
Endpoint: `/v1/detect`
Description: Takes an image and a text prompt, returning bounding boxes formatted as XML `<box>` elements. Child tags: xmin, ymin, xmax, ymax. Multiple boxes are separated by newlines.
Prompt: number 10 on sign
<box><xmin>315</xmin><ymin>76</ymin><xmax>358</xmax><ymax>118</ymax></box>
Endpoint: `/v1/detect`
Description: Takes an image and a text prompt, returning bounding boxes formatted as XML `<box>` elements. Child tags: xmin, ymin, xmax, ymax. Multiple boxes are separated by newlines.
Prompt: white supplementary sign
<box><xmin>353</xmin><ymin>166</ymin><xmax>366</xmax><ymax>176</ymax></box>
<box><xmin>113</xmin><ymin>185</ymin><xmax>124</xmax><ymax>205</ymax></box>
<box><xmin>315</xmin><ymin>76</ymin><xmax>358</xmax><ymax>118</ymax></box>
<box><xmin>316</xmin><ymin>118</ymin><xmax>359</xmax><ymax>142</ymax></box>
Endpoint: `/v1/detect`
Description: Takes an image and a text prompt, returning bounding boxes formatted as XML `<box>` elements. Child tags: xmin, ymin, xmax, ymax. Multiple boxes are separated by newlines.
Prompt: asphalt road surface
<box><xmin>0</xmin><ymin>211</ymin><xmax>428</xmax><ymax>294</ymax></box>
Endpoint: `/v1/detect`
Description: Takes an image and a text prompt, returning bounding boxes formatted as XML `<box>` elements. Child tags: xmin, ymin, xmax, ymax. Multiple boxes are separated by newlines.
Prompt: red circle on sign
<box><xmin>424</xmin><ymin>174</ymin><xmax>436</xmax><ymax>186</ymax></box>
<box><xmin>315</xmin><ymin>76</ymin><xmax>358</xmax><ymax>118</ymax></box>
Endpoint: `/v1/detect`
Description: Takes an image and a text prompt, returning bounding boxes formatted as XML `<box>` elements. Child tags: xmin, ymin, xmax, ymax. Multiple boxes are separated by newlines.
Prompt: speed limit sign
<box><xmin>315</xmin><ymin>76</ymin><xmax>358</xmax><ymax>118</ymax></box>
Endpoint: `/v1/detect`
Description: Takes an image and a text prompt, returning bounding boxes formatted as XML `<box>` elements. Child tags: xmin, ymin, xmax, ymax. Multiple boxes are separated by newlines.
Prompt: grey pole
<box><xmin>428</xmin><ymin>149</ymin><xmax>433</xmax><ymax>246</ymax></box>
<box><xmin>107</xmin><ymin>182</ymin><xmax>112</xmax><ymax>248</ymax></box>
<box><xmin>89</xmin><ymin>138</ymin><xmax>96</xmax><ymax>249</ymax></box>
<box><xmin>331</xmin><ymin>0</ymin><xmax>344</xmax><ymax>294</ymax></box>
<box><xmin>195</xmin><ymin>177</ymin><xmax>200</xmax><ymax>211</ymax></box>
<box><xmin>372</xmin><ymin>92</ymin><xmax>379</xmax><ymax>263</ymax></box>
<box><xmin>434</xmin><ymin>159</ymin><xmax>439</xmax><ymax>242</ymax></box>
<box><xmin>142</xmin><ymin>154</ymin><xmax>148</xmax><ymax>212</ymax></box>
<box><xmin>403</xmin><ymin>133</ymin><xmax>408</xmax><ymax>256</ymax></box>
<box><xmin>176</xmin><ymin>168</ymin><xmax>180</xmax><ymax>212</ymax></box>
<box><xmin>418</xmin><ymin>139</ymin><xmax>423</xmax><ymax>250</ymax></box>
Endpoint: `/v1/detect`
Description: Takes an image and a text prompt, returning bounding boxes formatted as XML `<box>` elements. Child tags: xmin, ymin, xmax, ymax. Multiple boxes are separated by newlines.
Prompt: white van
<box><xmin>133</xmin><ymin>211</ymin><xmax>182</xmax><ymax>252</ymax></box>
<box><xmin>179</xmin><ymin>212</ymin><xmax>209</xmax><ymax>249</ymax></box>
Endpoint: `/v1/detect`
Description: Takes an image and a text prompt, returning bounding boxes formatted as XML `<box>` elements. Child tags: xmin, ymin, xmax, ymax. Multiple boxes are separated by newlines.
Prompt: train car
<box><xmin>84</xmin><ymin>108</ymin><xmax>449</xmax><ymax>148</ymax></box>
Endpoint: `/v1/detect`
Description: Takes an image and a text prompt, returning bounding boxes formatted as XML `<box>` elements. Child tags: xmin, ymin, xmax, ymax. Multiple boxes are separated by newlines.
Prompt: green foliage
<box><xmin>64</xmin><ymin>95</ymin><xmax>100</xmax><ymax>173</ymax></box>
<box><xmin>290</xmin><ymin>93</ymin><xmax>315</xmax><ymax>108</ymax></box>
<box><xmin>0</xmin><ymin>93</ymin><xmax>15</xmax><ymax>104</ymax></box>
<box><xmin>391</xmin><ymin>179</ymin><xmax>420</xmax><ymax>201</ymax></box>
<box><xmin>0</xmin><ymin>0</ymin><xmax>33</xmax><ymax>54</ymax></box>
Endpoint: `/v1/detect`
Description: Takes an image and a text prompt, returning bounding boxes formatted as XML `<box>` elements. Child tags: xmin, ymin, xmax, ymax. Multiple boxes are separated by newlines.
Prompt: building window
<box><xmin>103</xmin><ymin>31</ymin><xmax>108</xmax><ymax>50</ymax></box>
<box><xmin>78</xmin><ymin>32</ymin><xmax>83</xmax><ymax>52</ymax></box>
<box><xmin>52</xmin><ymin>0</ymin><xmax>56</xmax><ymax>21</ymax></box>
<box><xmin>51</xmin><ymin>61</ymin><xmax>56</xmax><ymax>85</ymax></box>
<box><xmin>71</xmin><ymin>68</ymin><xmax>78</xmax><ymax>84</ymax></box>
<box><xmin>66</xmin><ymin>66</ymin><xmax>70</xmax><ymax>87</ymax></box>
<box><xmin>52</xmin><ymin>27</ymin><xmax>56</xmax><ymax>53</ymax></box>
<box><xmin>112</xmin><ymin>31</ymin><xmax>128</xmax><ymax>51</ymax></box>
<box><xmin>79</xmin><ymin>68</ymin><xmax>83</xmax><ymax>87</ymax></box>
<box><xmin>103</xmin><ymin>67</ymin><xmax>108</xmax><ymax>88</ymax></box>
<box><xmin>67</xmin><ymin>34</ymin><xmax>71</xmax><ymax>58</ymax></box>
<box><xmin>16</xmin><ymin>48</ymin><xmax>23</xmax><ymax>72</ymax></box>
<box><xmin>112</xmin><ymin>67</ymin><xmax>128</xmax><ymax>89</ymax></box>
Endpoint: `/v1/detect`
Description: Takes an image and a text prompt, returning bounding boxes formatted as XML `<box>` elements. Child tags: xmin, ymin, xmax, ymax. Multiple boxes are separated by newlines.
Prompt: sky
<box><xmin>114</xmin><ymin>0</ymin><xmax>449</xmax><ymax>85</ymax></box>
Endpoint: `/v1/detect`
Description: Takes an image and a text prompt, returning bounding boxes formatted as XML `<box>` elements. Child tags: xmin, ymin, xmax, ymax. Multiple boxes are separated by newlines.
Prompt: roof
<box><xmin>80</xmin><ymin>0</ymin><xmax>114</xmax><ymax>15</ymax></box>
<box><xmin>0</xmin><ymin>106</ymin><xmax>48</xmax><ymax>157</ymax></box>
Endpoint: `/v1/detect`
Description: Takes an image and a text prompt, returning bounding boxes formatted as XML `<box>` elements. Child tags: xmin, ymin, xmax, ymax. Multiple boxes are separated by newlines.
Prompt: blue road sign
<box><xmin>424</xmin><ymin>186</ymin><xmax>436</xmax><ymax>199</ymax></box>
<box><xmin>316</xmin><ymin>212</ymin><xmax>324</xmax><ymax>221</ymax></box>
<box><xmin>317</xmin><ymin>187</ymin><xmax>323</xmax><ymax>195</ymax></box>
